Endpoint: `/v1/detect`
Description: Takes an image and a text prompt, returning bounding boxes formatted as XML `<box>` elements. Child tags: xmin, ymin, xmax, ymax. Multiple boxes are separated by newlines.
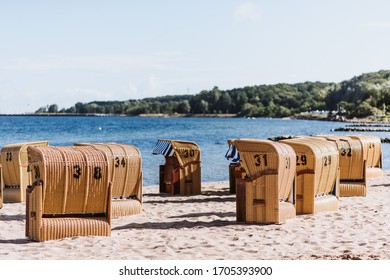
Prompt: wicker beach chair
<box><xmin>348</xmin><ymin>135</ymin><xmax>383</xmax><ymax>178</ymax></box>
<box><xmin>26</xmin><ymin>146</ymin><xmax>111</xmax><ymax>241</ymax></box>
<box><xmin>280</xmin><ymin>137</ymin><xmax>340</xmax><ymax>214</ymax></box>
<box><xmin>0</xmin><ymin>141</ymin><xmax>49</xmax><ymax>202</ymax></box>
<box><xmin>153</xmin><ymin>139</ymin><xmax>201</xmax><ymax>195</ymax></box>
<box><xmin>74</xmin><ymin>142</ymin><xmax>142</xmax><ymax>217</ymax></box>
<box><xmin>313</xmin><ymin>135</ymin><xmax>366</xmax><ymax>197</ymax></box>
<box><xmin>230</xmin><ymin>139</ymin><xmax>296</xmax><ymax>224</ymax></box>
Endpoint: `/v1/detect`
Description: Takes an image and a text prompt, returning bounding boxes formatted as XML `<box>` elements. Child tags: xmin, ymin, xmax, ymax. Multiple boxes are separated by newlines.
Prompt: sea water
<box><xmin>0</xmin><ymin>116</ymin><xmax>388</xmax><ymax>186</ymax></box>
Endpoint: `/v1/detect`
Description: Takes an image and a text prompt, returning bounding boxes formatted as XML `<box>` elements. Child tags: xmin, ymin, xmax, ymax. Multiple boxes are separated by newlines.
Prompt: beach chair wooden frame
<box><xmin>348</xmin><ymin>135</ymin><xmax>383</xmax><ymax>178</ymax></box>
<box><xmin>26</xmin><ymin>146</ymin><xmax>111</xmax><ymax>242</ymax></box>
<box><xmin>280</xmin><ymin>137</ymin><xmax>340</xmax><ymax>214</ymax></box>
<box><xmin>232</xmin><ymin>139</ymin><xmax>297</xmax><ymax>224</ymax></box>
<box><xmin>0</xmin><ymin>141</ymin><xmax>48</xmax><ymax>202</ymax></box>
<box><xmin>74</xmin><ymin>142</ymin><xmax>142</xmax><ymax>217</ymax></box>
<box><xmin>153</xmin><ymin>139</ymin><xmax>201</xmax><ymax>195</ymax></box>
<box><xmin>228</xmin><ymin>162</ymin><xmax>241</xmax><ymax>194</ymax></box>
<box><xmin>313</xmin><ymin>135</ymin><xmax>367</xmax><ymax>197</ymax></box>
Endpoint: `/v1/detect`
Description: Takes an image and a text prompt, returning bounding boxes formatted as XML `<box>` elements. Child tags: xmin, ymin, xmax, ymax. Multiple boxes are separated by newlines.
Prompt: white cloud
<box><xmin>233</xmin><ymin>2</ymin><xmax>262</xmax><ymax>24</ymax></box>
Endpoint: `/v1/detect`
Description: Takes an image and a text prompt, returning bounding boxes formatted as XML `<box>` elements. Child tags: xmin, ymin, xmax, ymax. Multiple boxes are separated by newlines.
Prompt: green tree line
<box><xmin>35</xmin><ymin>70</ymin><xmax>390</xmax><ymax>119</ymax></box>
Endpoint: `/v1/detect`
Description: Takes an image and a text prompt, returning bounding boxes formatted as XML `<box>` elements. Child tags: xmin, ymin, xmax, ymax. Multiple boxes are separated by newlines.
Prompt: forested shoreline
<box><xmin>35</xmin><ymin>70</ymin><xmax>390</xmax><ymax>121</ymax></box>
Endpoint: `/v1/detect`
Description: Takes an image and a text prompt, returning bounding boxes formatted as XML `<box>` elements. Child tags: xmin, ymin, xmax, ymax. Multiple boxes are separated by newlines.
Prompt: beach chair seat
<box><xmin>74</xmin><ymin>142</ymin><xmax>142</xmax><ymax>217</ymax></box>
<box><xmin>26</xmin><ymin>146</ymin><xmax>111</xmax><ymax>242</ymax></box>
<box><xmin>0</xmin><ymin>141</ymin><xmax>48</xmax><ymax>202</ymax></box>
<box><xmin>153</xmin><ymin>139</ymin><xmax>201</xmax><ymax>195</ymax></box>
<box><xmin>348</xmin><ymin>135</ymin><xmax>383</xmax><ymax>178</ymax></box>
<box><xmin>280</xmin><ymin>137</ymin><xmax>340</xmax><ymax>214</ymax></box>
<box><xmin>313</xmin><ymin>135</ymin><xmax>366</xmax><ymax>197</ymax></box>
<box><xmin>229</xmin><ymin>139</ymin><xmax>296</xmax><ymax>224</ymax></box>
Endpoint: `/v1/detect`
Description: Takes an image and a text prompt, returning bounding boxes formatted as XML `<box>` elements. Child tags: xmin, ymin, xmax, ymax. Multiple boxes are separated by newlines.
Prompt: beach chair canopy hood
<box><xmin>225</xmin><ymin>139</ymin><xmax>241</xmax><ymax>163</ymax></box>
<box><xmin>349</xmin><ymin>135</ymin><xmax>382</xmax><ymax>166</ymax></box>
<box><xmin>74</xmin><ymin>142</ymin><xmax>143</xmax><ymax>217</ymax></box>
<box><xmin>153</xmin><ymin>140</ymin><xmax>175</xmax><ymax>157</ymax></box>
<box><xmin>153</xmin><ymin>139</ymin><xmax>200</xmax><ymax>167</ymax></box>
<box><xmin>232</xmin><ymin>139</ymin><xmax>296</xmax><ymax>182</ymax></box>
<box><xmin>28</xmin><ymin>145</ymin><xmax>111</xmax><ymax>214</ymax></box>
<box><xmin>75</xmin><ymin>142</ymin><xmax>142</xmax><ymax>198</ymax></box>
<box><xmin>225</xmin><ymin>138</ymin><xmax>270</xmax><ymax>165</ymax></box>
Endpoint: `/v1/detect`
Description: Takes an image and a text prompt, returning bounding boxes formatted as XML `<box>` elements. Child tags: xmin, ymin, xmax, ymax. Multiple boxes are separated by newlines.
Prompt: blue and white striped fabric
<box><xmin>225</xmin><ymin>144</ymin><xmax>240</xmax><ymax>163</ymax></box>
<box><xmin>152</xmin><ymin>140</ymin><xmax>175</xmax><ymax>157</ymax></box>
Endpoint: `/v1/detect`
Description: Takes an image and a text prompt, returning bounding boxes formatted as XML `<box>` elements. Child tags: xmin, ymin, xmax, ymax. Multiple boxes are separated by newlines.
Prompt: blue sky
<box><xmin>1</xmin><ymin>0</ymin><xmax>390</xmax><ymax>114</ymax></box>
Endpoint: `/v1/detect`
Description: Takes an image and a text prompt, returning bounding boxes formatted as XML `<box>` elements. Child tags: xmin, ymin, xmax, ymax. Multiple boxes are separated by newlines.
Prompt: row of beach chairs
<box><xmin>0</xmin><ymin>135</ymin><xmax>383</xmax><ymax>241</ymax></box>
<box><xmin>0</xmin><ymin>139</ymin><xmax>201</xmax><ymax>241</ymax></box>
<box><xmin>226</xmin><ymin>134</ymin><xmax>383</xmax><ymax>224</ymax></box>
<box><xmin>0</xmin><ymin>142</ymin><xmax>142</xmax><ymax>241</ymax></box>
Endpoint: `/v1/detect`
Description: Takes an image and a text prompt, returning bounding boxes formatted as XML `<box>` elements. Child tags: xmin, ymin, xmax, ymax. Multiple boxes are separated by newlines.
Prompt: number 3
<box><xmin>73</xmin><ymin>165</ymin><xmax>81</xmax><ymax>178</ymax></box>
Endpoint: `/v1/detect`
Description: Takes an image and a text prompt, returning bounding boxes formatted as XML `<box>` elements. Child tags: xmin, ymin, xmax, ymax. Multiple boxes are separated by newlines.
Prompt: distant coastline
<box><xmin>0</xmin><ymin>112</ymin><xmax>331</xmax><ymax>120</ymax></box>
<box><xmin>0</xmin><ymin>113</ymin><xmax>117</xmax><ymax>117</ymax></box>
<box><xmin>0</xmin><ymin>112</ymin><xmax>387</xmax><ymax>123</ymax></box>
<box><xmin>0</xmin><ymin>113</ymin><xmax>239</xmax><ymax>118</ymax></box>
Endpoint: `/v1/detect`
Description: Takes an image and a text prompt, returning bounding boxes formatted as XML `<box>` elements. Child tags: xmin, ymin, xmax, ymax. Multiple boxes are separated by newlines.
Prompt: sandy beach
<box><xmin>0</xmin><ymin>172</ymin><xmax>389</xmax><ymax>260</ymax></box>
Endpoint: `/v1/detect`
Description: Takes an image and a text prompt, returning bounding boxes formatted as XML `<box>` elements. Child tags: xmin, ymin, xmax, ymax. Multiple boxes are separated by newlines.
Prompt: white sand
<box><xmin>0</xmin><ymin>172</ymin><xmax>389</xmax><ymax>260</ymax></box>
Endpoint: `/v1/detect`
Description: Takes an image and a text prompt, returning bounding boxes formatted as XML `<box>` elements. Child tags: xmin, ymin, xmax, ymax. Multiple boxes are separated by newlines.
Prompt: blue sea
<box><xmin>0</xmin><ymin>116</ymin><xmax>388</xmax><ymax>186</ymax></box>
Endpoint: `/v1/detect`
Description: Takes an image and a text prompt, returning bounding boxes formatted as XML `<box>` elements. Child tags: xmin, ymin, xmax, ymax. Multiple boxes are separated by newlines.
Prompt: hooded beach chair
<box><xmin>26</xmin><ymin>146</ymin><xmax>111</xmax><ymax>241</ymax></box>
<box><xmin>227</xmin><ymin>139</ymin><xmax>296</xmax><ymax>224</ymax></box>
<box><xmin>313</xmin><ymin>135</ymin><xmax>366</xmax><ymax>197</ymax></box>
<box><xmin>348</xmin><ymin>135</ymin><xmax>383</xmax><ymax>178</ymax></box>
<box><xmin>74</xmin><ymin>142</ymin><xmax>142</xmax><ymax>217</ymax></box>
<box><xmin>0</xmin><ymin>141</ymin><xmax>49</xmax><ymax>202</ymax></box>
<box><xmin>153</xmin><ymin>139</ymin><xmax>201</xmax><ymax>195</ymax></box>
<box><xmin>280</xmin><ymin>137</ymin><xmax>340</xmax><ymax>214</ymax></box>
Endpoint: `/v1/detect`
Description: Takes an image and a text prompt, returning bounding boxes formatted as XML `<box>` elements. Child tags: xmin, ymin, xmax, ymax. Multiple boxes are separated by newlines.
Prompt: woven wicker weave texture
<box><xmin>26</xmin><ymin>145</ymin><xmax>111</xmax><ymax>241</ymax></box>
<box><xmin>0</xmin><ymin>141</ymin><xmax>48</xmax><ymax>202</ymax></box>
<box><xmin>74</xmin><ymin>142</ymin><xmax>142</xmax><ymax>217</ymax></box>
<box><xmin>233</xmin><ymin>139</ymin><xmax>296</xmax><ymax>224</ymax></box>
<box><xmin>348</xmin><ymin>135</ymin><xmax>383</xmax><ymax>178</ymax></box>
<box><xmin>280</xmin><ymin>137</ymin><xmax>339</xmax><ymax>214</ymax></box>
<box><xmin>313</xmin><ymin>135</ymin><xmax>366</xmax><ymax>197</ymax></box>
